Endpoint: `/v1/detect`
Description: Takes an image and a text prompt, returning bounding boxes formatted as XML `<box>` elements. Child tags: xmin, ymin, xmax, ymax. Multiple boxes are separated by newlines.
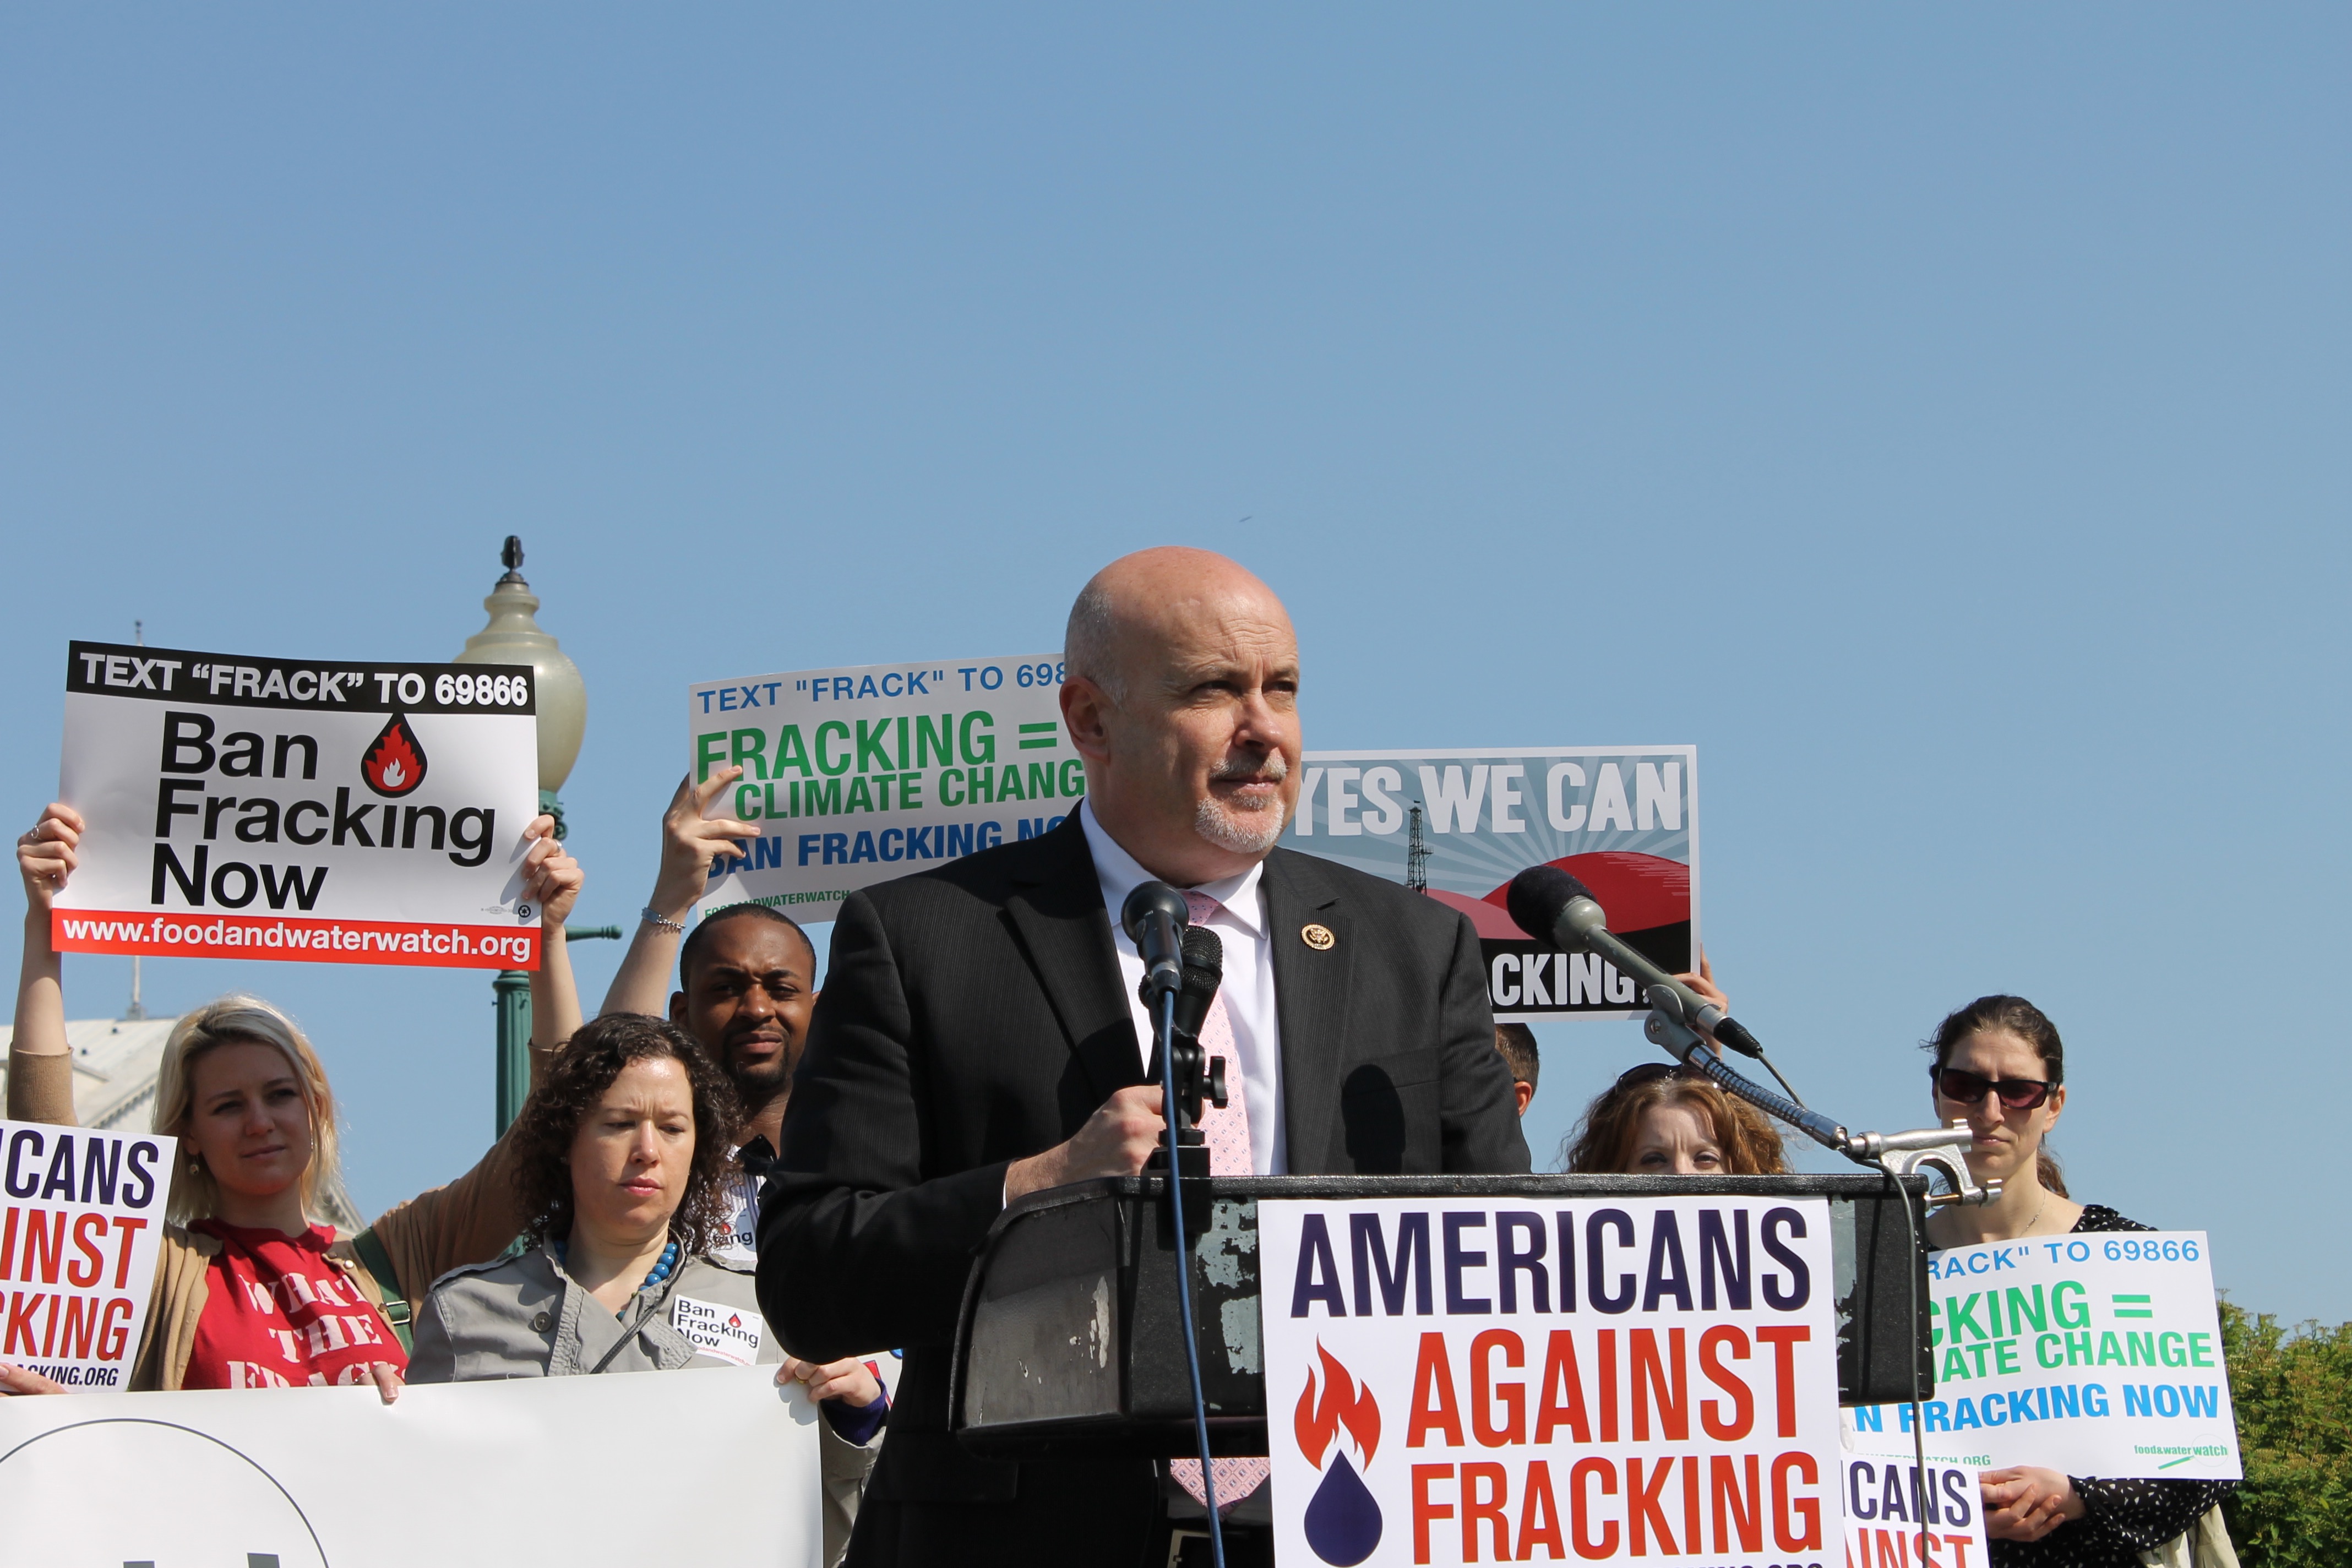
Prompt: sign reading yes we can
<box><xmin>1843</xmin><ymin>1232</ymin><xmax>2239</xmax><ymax>1480</ymax></box>
<box><xmin>1284</xmin><ymin>748</ymin><xmax>1699</xmax><ymax>1020</ymax></box>
<box><xmin>53</xmin><ymin>643</ymin><xmax>545</xmax><ymax>970</ymax></box>
<box><xmin>691</xmin><ymin>655</ymin><xmax>1080</xmax><ymax>916</ymax></box>
<box><xmin>1261</xmin><ymin>1196</ymin><xmax>1841</xmax><ymax>1568</ymax></box>
<box><xmin>0</xmin><ymin>1118</ymin><xmax>174</xmax><ymax>1389</ymax></box>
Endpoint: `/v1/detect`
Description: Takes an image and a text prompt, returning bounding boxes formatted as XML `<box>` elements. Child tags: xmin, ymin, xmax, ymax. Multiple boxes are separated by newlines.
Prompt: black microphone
<box><xmin>1168</xmin><ymin>925</ymin><xmax>1224</xmax><ymax>1049</ymax></box>
<box><xmin>1120</xmin><ymin>880</ymin><xmax>1190</xmax><ymax>999</ymax></box>
<box><xmin>1504</xmin><ymin>865</ymin><xmax>1766</xmax><ymax>1058</ymax></box>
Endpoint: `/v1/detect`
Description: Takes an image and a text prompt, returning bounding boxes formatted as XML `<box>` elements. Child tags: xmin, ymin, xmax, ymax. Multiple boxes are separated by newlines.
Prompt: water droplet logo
<box><xmin>1294</xmin><ymin>1342</ymin><xmax>1382</xmax><ymax>1566</ymax></box>
<box><xmin>362</xmin><ymin>713</ymin><xmax>429</xmax><ymax>798</ymax></box>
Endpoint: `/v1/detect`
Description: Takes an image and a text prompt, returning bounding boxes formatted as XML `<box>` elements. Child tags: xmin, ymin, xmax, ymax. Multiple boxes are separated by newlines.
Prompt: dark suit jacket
<box><xmin>759</xmin><ymin>814</ymin><xmax>1528</xmax><ymax>1565</ymax></box>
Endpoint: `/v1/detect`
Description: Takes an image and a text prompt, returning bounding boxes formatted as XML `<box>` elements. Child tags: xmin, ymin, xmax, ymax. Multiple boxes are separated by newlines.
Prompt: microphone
<box><xmin>1148</xmin><ymin>927</ymin><xmax>1231</xmax><ymax>1130</ymax></box>
<box><xmin>1168</xmin><ymin>925</ymin><xmax>1225</xmax><ymax>1054</ymax></box>
<box><xmin>1121</xmin><ymin>881</ymin><xmax>1190</xmax><ymax>999</ymax></box>
<box><xmin>1504</xmin><ymin>865</ymin><xmax>1766</xmax><ymax>1058</ymax></box>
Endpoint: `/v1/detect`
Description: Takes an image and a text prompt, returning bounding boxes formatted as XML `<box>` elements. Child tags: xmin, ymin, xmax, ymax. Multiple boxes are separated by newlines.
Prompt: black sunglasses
<box><xmin>1930</xmin><ymin>1066</ymin><xmax>2054</xmax><ymax>1110</ymax></box>
<box><xmin>1616</xmin><ymin>1061</ymin><xmax>1690</xmax><ymax>1089</ymax></box>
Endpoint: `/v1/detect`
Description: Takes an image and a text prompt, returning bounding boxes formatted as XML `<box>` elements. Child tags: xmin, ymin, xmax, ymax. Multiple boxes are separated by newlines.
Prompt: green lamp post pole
<box><xmin>456</xmin><ymin>537</ymin><xmax>590</xmax><ymax>1136</ymax></box>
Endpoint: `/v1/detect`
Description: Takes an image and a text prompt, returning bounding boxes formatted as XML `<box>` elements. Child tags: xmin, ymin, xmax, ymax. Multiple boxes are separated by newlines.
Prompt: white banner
<box><xmin>0</xmin><ymin>1119</ymin><xmax>173</xmax><ymax>1389</ymax></box>
<box><xmin>1284</xmin><ymin>747</ymin><xmax>1699</xmax><ymax>1021</ymax></box>
<box><xmin>691</xmin><ymin>654</ymin><xmax>1074</xmax><ymax>916</ymax></box>
<box><xmin>1261</xmin><ymin>1195</ymin><xmax>1840</xmax><ymax>1568</ymax></box>
<box><xmin>54</xmin><ymin>641</ymin><xmax>545</xmax><ymax>970</ymax></box>
<box><xmin>1842</xmin><ymin>1231</ymin><xmax>2239</xmax><ymax>1480</ymax></box>
<box><xmin>0</xmin><ymin>1364</ymin><xmax>821</xmax><ymax>1565</ymax></box>
<box><xmin>1839</xmin><ymin>1453</ymin><xmax>1989</xmax><ymax>1568</ymax></box>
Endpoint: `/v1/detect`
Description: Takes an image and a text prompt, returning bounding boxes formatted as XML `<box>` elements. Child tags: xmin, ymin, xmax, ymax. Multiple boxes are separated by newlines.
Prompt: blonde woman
<box><xmin>2</xmin><ymin>801</ymin><xmax>584</xmax><ymax>1396</ymax></box>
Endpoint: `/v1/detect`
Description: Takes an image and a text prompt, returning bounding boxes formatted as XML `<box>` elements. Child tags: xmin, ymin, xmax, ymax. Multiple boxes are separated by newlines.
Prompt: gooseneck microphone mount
<box><xmin>1504</xmin><ymin>866</ymin><xmax>1999</xmax><ymax>1208</ymax></box>
<box><xmin>1119</xmin><ymin>881</ymin><xmax>1229</xmax><ymax>1568</ymax></box>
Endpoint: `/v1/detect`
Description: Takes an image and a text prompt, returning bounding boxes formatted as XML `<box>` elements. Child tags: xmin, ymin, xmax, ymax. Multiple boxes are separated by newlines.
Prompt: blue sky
<box><xmin>4</xmin><ymin>8</ymin><xmax>2344</xmax><ymax>1320</ymax></box>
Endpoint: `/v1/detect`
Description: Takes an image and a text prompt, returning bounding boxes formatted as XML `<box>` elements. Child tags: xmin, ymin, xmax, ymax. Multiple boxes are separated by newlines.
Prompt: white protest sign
<box><xmin>1838</xmin><ymin>1453</ymin><xmax>1989</xmax><ymax>1568</ymax></box>
<box><xmin>692</xmin><ymin>654</ymin><xmax>1075</xmax><ymax>917</ymax></box>
<box><xmin>1842</xmin><ymin>1232</ymin><xmax>2239</xmax><ymax>1480</ymax></box>
<box><xmin>54</xmin><ymin>641</ymin><xmax>545</xmax><ymax>970</ymax></box>
<box><xmin>1283</xmin><ymin>748</ymin><xmax>1699</xmax><ymax>1020</ymax></box>
<box><xmin>0</xmin><ymin>1120</ymin><xmax>173</xmax><ymax>1389</ymax></box>
<box><xmin>0</xmin><ymin>1364</ymin><xmax>821</xmax><ymax>1566</ymax></box>
<box><xmin>1261</xmin><ymin>1195</ymin><xmax>1839</xmax><ymax>1568</ymax></box>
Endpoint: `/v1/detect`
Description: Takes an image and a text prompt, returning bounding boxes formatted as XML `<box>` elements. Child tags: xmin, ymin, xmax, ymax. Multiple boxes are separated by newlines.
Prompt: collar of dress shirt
<box><xmin>1078</xmin><ymin>798</ymin><xmax>1266</xmax><ymax>936</ymax></box>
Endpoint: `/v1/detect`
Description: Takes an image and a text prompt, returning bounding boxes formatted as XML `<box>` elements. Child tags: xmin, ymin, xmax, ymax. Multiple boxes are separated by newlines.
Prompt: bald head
<box><xmin>1066</xmin><ymin>548</ymin><xmax>1293</xmax><ymax>702</ymax></box>
<box><xmin>1060</xmin><ymin>548</ymin><xmax>1304</xmax><ymax>885</ymax></box>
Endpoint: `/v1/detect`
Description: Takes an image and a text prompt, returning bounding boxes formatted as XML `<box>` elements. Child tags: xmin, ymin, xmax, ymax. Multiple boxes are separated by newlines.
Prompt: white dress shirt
<box><xmin>1080</xmin><ymin>799</ymin><xmax>1288</xmax><ymax>1175</ymax></box>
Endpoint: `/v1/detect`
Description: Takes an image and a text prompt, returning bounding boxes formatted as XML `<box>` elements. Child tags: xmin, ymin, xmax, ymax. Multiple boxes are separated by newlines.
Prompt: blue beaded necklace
<box><xmin>553</xmin><ymin>1235</ymin><xmax>681</xmax><ymax>1293</ymax></box>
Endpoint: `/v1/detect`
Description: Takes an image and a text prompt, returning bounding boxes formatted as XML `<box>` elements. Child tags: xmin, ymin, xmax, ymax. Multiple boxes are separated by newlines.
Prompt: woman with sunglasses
<box><xmin>1920</xmin><ymin>995</ymin><xmax>2233</xmax><ymax>1567</ymax></box>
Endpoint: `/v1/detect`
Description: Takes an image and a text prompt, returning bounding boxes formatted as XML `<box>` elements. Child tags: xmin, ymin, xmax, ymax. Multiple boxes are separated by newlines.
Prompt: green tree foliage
<box><xmin>2222</xmin><ymin>1300</ymin><xmax>2352</xmax><ymax>1566</ymax></box>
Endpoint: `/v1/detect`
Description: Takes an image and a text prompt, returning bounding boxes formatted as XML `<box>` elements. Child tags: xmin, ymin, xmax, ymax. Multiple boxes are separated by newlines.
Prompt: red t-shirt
<box><xmin>183</xmin><ymin>1221</ymin><xmax>408</xmax><ymax>1391</ymax></box>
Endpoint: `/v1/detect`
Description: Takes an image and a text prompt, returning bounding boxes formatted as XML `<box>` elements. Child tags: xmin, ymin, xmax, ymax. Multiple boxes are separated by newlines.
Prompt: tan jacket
<box><xmin>6</xmin><ymin>1042</ymin><xmax>552</xmax><ymax>1392</ymax></box>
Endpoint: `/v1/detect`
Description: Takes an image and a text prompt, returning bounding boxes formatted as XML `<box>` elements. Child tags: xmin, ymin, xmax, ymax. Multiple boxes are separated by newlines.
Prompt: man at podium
<box><xmin>761</xmin><ymin>547</ymin><xmax>1531</xmax><ymax>1567</ymax></box>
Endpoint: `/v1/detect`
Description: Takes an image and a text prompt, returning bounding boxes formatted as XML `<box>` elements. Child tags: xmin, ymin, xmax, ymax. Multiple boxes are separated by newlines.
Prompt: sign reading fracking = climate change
<box><xmin>691</xmin><ymin>654</ymin><xmax>1075</xmax><ymax>916</ymax></box>
<box><xmin>1843</xmin><ymin>1231</ymin><xmax>2240</xmax><ymax>1481</ymax></box>
<box><xmin>53</xmin><ymin>642</ymin><xmax>546</xmax><ymax>969</ymax></box>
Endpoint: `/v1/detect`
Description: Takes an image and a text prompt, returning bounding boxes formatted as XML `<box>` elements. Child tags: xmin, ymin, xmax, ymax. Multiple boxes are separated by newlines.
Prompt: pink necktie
<box><xmin>1170</xmin><ymin>891</ymin><xmax>1270</xmax><ymax>1512</ymax></box>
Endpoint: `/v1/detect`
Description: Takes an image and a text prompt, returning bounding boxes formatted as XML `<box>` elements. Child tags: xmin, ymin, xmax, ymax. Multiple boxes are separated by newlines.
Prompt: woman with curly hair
<box><xmin>404</xmin><ymin>1012</ymin><xmax>885</xmax><ymax>1561</ymax></box>
<box><xmin>1558</xmin><ymin>957</ymin><xmax>1789</xmax><ymax>1175</ymax></box>
<box><xmin>1560</xmin><ymin>1060</ymin><xmax>1790</xmax><ymax>1174</ymax></box>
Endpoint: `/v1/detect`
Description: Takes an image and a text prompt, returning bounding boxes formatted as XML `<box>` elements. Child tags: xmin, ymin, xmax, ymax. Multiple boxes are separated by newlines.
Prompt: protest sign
<box><xmin>1841</xmin><ymin>1232</ymin><xmax>2239</xmax><ymax>1480</ymax></box>
<box><xmin>1261</xmin><ymin>1195</ymin><xmax>1839</xmax><ymax>1568</ymax></box>
<box><xmin>1283</xmin><ymin>748</ymin><xmax>1699</xmax><ymax>1020</ymax></box>
<box><xmin>0</xmin><ymin>1119</ymin><xmax>172</xmax><ymax>1389</ymax></box>
<box><xmin>692</xmin><ymin>654</ymin><xmax>1075</xmax><ymax>916</ymax></box>
<box><xmin>1839</xmin><ymin>1453</ymin><xmax>1988</xmax><ymax>1568</ymax></box>
<box><xmin>52</xmin><ymin>641</ymin><xmax>545</xmax><ymax>970</ymax></box>
<box><xmin>0</xmin><ymin>1363</ymin><xmax>820</xmax><ymax>1565</ymax></box>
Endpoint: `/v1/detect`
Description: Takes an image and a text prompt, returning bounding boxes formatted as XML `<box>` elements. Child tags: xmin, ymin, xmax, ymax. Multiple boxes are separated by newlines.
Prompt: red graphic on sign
<box><xmin>361</xmin><ymin>713</ymin><xmax>429</xmax><ymax>798</ymax></box>
<box><xmin>1294</xmin><ymin>1341</ymin><xmax>1380</xmax><ymax>1471</ymax></box>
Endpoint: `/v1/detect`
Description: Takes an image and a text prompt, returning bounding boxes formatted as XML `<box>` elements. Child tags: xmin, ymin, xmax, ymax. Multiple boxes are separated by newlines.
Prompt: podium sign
<box><xmin>1261</xmin><ymin>1194</ymin><xmax>1841</xmax><ymax>1568</ymax></box>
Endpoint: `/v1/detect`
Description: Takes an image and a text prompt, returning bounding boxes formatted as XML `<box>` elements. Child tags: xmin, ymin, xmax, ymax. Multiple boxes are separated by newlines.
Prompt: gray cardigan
<box><xmin>409</xmin><ymin>1242</ymin><xmax>880</xmax><ymax>1564</ymax></box>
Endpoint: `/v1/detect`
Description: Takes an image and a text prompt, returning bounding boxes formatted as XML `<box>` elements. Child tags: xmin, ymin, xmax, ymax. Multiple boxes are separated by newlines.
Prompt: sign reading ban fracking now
<box><xmin>52</xmin><ymin>642</ymin><xmax>545</xmax><ymax>970</ymax></box>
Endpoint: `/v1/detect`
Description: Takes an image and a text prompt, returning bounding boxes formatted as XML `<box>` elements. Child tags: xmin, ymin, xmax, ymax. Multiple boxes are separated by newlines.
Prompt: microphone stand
<box><xmin>1151</xmin><ymin>980</ymin><xmax>1227</xmax><ymax>1568</ymax></box>
<box><xmin>1641</xmin><ymin>984</ymin><xmax>1998</xmax><ymax>1205</ymax></box>
<box><xmin>1641</xmin><ymin>982</ymin><xmax>1984</xmax><ymax>1565</ymax></box>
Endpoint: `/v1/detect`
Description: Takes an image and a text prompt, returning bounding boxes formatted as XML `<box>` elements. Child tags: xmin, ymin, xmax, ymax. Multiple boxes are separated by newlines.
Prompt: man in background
<box><xmin>1494</xmin><ymin>1022</ymin><xmax>1540</xmax><ymax>1116</ymax></box>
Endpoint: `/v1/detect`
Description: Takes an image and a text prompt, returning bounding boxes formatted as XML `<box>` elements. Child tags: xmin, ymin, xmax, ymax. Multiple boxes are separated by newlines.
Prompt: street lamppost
<box><xmin>455</xmin><ymin>537</ymin><xmax>597</xmax><ymax>1133</ymax></box>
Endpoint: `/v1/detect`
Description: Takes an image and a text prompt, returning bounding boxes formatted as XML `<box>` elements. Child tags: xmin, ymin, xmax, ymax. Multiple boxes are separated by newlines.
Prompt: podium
<box><xmin>951</xmin><ymin>1173</ymin><xmax>1930</xmax><ymax>1460</ymax></box>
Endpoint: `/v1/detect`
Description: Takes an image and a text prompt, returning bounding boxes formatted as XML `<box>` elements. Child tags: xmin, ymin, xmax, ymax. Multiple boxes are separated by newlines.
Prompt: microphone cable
<box><xmin>1155</xmin><ymin>984</ymin><xmax>1228</xmax><ymax>1568</ymax></box>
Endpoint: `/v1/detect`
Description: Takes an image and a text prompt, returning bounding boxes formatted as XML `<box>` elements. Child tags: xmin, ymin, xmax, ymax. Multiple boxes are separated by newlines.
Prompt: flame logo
<box><xmin>1295</xmin><ymin>1342</ymin><xmax>1382</xmax><ymax>1567</ymax></box>
<box><xmin>361</xmin><ymin>712</ymin><xmax>429</xmax><ymax>798</ymax></box>
<box><xmin>1295</xmin><ymin>1341</ymin><xmax>1380</xmax><ymax>1471</ymax></box>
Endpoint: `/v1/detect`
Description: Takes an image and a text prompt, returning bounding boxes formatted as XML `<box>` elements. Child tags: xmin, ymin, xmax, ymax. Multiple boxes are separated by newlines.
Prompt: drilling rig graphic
<box><xmin>1405</xmin><ymin>802</ymin><xmax>1430</xmax><ymax>894</ymax></box>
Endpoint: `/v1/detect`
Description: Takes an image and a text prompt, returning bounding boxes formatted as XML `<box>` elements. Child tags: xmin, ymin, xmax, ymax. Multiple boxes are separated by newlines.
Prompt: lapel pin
<box><xmin>1300</xmin><ymin>923</ymin><xmax>1336</xmax><ymax>951</ymax></box>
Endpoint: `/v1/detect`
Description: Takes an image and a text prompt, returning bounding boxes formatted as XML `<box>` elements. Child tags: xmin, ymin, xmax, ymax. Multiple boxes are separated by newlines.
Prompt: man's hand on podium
<box><xmin>1005</xmin><ymin>1085</ymin><xmax>1168</xmax><ymax>1202</ymax></box>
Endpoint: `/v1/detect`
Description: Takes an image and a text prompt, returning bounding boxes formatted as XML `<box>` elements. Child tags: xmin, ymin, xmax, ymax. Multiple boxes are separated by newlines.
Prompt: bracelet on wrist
<box><xmin>641</xmin><ymin>906</ymin><xmax>688</xmax><ymax>935</ymax></box>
